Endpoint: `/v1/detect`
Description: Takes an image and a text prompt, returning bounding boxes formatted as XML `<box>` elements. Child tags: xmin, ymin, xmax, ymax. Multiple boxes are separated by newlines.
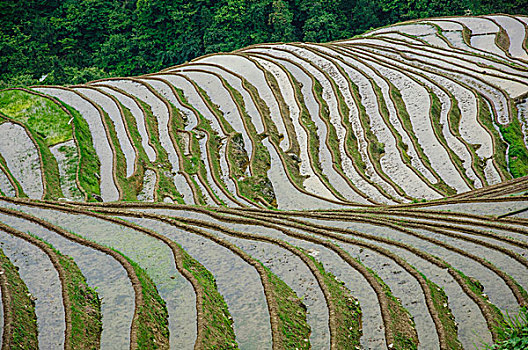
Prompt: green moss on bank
<box><xmin>429</xmin><ymin>91</ymin><xmax>467</xmax><ymax>194</ymax></box>
<box><xmin>64</xmin><ymin>102</ymin><xmax>101</xmax><ymax>199</ymax></box>
<box><xmin>224</xmin><ymin>80</ymin><xmax>275</xmax><ymax>205</ymax></box>
<box><xmin>302</xmin><ymin>248</ymin><xmax>363</xmax><ymax>348</ymax></box>
<box><xmin>266</xmin><ymin>265</ymin><xmax>311</xmax><ymax>349</ymax></box>
<box><xmin>421</xmin><ymin>272</ymin><xmax>462</xmax><ymax>350</ymax></box>
<box><xmin>100</xmin><ymin>106</ymin><xmax>141</xmax><ymax>201</ymax></box>
<box><xmin>0</xmin><ymin>108</ymin><xmax>64</xmax><ymax>200</ymax></box>
<box><xmin>448</xmin><ymin>96</ymin><xmax>488</xmax><ymax>185</ymax></box>
<box><xmin>180</xmin><ymin>246</ymin><xmax>238</xmax><ymax>349</ymax></box>
<box><xmin>0</xmin><ymin>89</ymin><xmax>72</xmax><ymax>145</ymax></box>
<box><xmin>293</xmin><ymin>74</ymin><xmax>345</xmax><ymax>201</ymax></box>
<box><xmin>245</xmin><ymin>75</ymin><xmax>306</xmax><ymax>197</ymax></box>
<box><xmin>173</xmin><ymin>87</ymin><xmax>226</xmax><ymax>205</ymax></box>
<box><xmin>455</xmin><ymin>268</ymin><xmax>504</xmax><ymax>330</ymax></box>
<box><xmin>364</xmin><ymin>261</ymin><xmax>418</xmax><ymax>349</ymax></box>
<box><xmin>47</xmin><ymin>241</ymin><xmax>102</xmax><ymax>349</ymax></box>
<box><xmin>138</xmin><ymin>99</ymin><xmax>185</xmax><ymax>204</ymax></box>
<box><xmin>498</xmin><ymin>109</ymin><xmax>528</xmax><ymax>178</ymax></box>
<box><xmin>0</xmin><ymin>248</ymin><xmax>38</xmax><ymax>349</ymax></box>
<box><xmin>126</xmin><ymin>256</ymin><xmax>170</xmax><ymax>349</ymax></box>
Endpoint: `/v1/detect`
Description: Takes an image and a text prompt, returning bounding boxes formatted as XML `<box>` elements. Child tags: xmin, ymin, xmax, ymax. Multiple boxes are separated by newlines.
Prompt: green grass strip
<box><xmin>364</xmin><ymin>262</ymin><xmax>418</xmax><ymax>349</ymax></box>
<box><xmin>99</xmin><ymin>107</ymin><xmax>140</xmax><ymax>201</ymax></box>
<box><xmin>292</xmin><ymin>74</ymin><xmax>346</xmax><ymax>201</ymax></box>
<box><xmin>173</xmin><ymin>87</ymin><xmax>226</xmax><ymax>205</ymax></box>
<box><xmin>62</xmin><ymin>103</ymin><xmax>101</xmax><ymax>199</ymax></box>
<box><xmin>262</xmin><ymin>69</ymin><xmax>300</xmax><ymax>155</ymax></box>
<box><xmin>244</xmin><ymin>77</ymin><xmax>306</xmax><ymax>194</ymax></box>
<box><xmin>0</xmin><ymin>113</ymin><xmax>64</xmax><ymax>200</ymax></box>
<box><xmin>0</xmin><ymin>248</ymin><xmax>38</xmax><ymax>349</ymax></box>
<box><xmin>126</xmin><ymin>256</ymin><xmax>170</xmax><ymax>349</ymax></box>
<box><xmin>138</xmin><ymin>100</ymin><xmax>185</xmax><ymax>204</ymax></box>
<box><xmin>482</xmin><ymin>307</ymin><xmax>528</xmax><ymax>350</ymax></box>
<box><xmin>180</xmin><ymin>246</ymin><xmax>238</xmax><ymax>349</ymax></box>
<box><xmin>390</xmin><ymin>86</ymin><xmax>454</xmax><ymax>196</ymax></box>
<box><xmin>420</xmin><ymin>272</ymin><xmax>462</xmax><ymax>350</ymax></box>
<box><xmin>498</xmin><ymin>110</ymin><xmax>528</xmax><ymax>179</ymax></box>
<box><xmin>265</xmin><ymin>265</ymin><xmax>311</xmax><ymax>349</ymax></box>
<box><xmin>224</xmin><ymin>80</ymin><xmax>275</xmax><ymax>205</ymax></box>
<box><xmin>0</xmin><ymin>89</ymin><xmax>72</xmax><ymax>145</ymax></box>
<box><xmin>29</xmin><ymin>126</ymin><xmax>64</xmax><ymax>200</ymax></box>
<box><xmin>35</xmin><ymin>236</ymin><xmax>103</xmax><ymax>349</ymax></box>
<box><xmin>348</xmin><ymin>79</ymin><xmax>410</xmax><ymax>197</ymax></box>
<box><xmin>313</xmin><ymin>80</ymin><xmax>352</xmax><ymax>172</ymax></box>
<box><xmin>119</xmin><ymin>103</ymin><xmax>154</xmax><ymax>202</ymax></box>
<box><xmin>455</xmin><ymin>268</ymin><xmax>505</xmax><ymax>329</ymax></box>
<box><xmin>302</xmin><ymin>248</ymin><xmax>363</xmax><ymax>348</ymax></box>
<box><xmin>429</xmin><ymin>91</ymin><xmax>468</xmax><ymax>193</ymax></box>
<box><xmin>0</xmin><ymin>128</ymin><xmax>26</xmax><ymax>197</ymax></box>
<box><xmin>475</xmin><ymin>96</ymin><xmax>512</xmax><ymax>180</ymax></box>
<box><xmin>447</xmin><ymin>96</ymin><xmax>488</xmax><ymax>185</ymax></box>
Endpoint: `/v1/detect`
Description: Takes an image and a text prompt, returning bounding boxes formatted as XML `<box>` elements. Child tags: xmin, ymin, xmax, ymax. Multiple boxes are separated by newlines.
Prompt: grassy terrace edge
<box><xmin>0</xmin><ymin>247</ymin><xmax>38</xmax><ymax>349</ymax></box>
<box><xmin>39</xmin><ymin>235</ymin><xmax>102</xmax><ymax>349</ymax></box>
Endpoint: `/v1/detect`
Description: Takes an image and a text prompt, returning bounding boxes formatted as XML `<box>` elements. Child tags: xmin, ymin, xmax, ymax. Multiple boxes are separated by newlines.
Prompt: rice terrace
<box><xmin>2</xmin><ymin>10</ymin><xmax>528</xmax><ymax>350</ymax></box>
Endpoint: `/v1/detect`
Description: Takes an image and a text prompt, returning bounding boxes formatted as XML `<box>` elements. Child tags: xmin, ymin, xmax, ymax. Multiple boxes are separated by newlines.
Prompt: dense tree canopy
<box><xmin>1</xmin><ymin>0</ymin><xmax>527</xmax><ymax>87</ymax></box>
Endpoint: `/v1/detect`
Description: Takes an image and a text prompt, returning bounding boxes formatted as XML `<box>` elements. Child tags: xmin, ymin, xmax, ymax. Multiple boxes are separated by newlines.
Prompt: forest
<box><xmin>1</xmin><ymin>0</ymin><xmax>527</xmax><ymax>87</ymax></box>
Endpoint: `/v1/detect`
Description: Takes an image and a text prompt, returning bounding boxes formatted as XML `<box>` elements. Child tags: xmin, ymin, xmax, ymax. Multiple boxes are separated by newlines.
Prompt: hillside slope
<box><xmin>1</xmin><ymin>14</ymin><xmax>528</xmax><ymax>209</ymax></box>
<box><xmin>0</xmin><ymin>15</ymin><xmax>528</xmax><ymax>350</ymax></box>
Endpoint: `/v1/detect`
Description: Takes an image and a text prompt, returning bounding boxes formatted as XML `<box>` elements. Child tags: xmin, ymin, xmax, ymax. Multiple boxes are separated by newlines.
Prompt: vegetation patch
<box><xmin>0</xmin><ymin>89</ymin><xmax>72</xmax><ymax>145</ymax></box>
<box><xmin>224</xmin><ymin>80</ymin><xmax>275</xmax><ymax>206</ymax></box>
<box><xmin>126</xmin><ymin>256</ymin><xmax>170</xmax><ymax>349</ymax></box>
<box><xmin>348</xmin><ymin>78</ymin><xmax>409</xmax><ymax>197</ymax></box>
<box><xmin>138</xmin><ymin>99</ymin><xmax>185</xmax><ymax>204</ymax></box>
<box><xmin>61</xmin><ymin>102</ymin><xmax>101</xmax><ymax>199</ymax></box>
<box><xmin>292</xmin><ymin>74</ymin><xmax>344</xmax><ymax>200</ymax></box>
<box><xmin>421</xmin><ymin>272</ymin><xmax>462</xmax><ymax>350</ymax></box>
<box><xmin>263</xmin><ymin>68</ymin><xmax>300</xmax><ymax>155</ymax></box>
<box><xmin>173</xmin><ymin>87</ymin><xmax>227</xmax><ymax>205</ymax></box>
<box><xmin>265</xmin><ymin>264</ymin><xmax>311</xmax><ymax>349</ymax></box>
<box><xmin>174</xmin><ymin>129</ymin><xmax>208</xmax><ymax>205</ymax></box>
<box><xmin>38</xmin><ymin>237</ymin><xmax>103</xmax><ymax>349</ymax></box>
<box><xmin>429</xmin><ymin>90</ymin><xmax>467</xmax><ymax>193</ymax></box>
<box><xmin>245</xmin><ymin>78</ymin><xmax>306</xmax><ymax>194</ymax></box>
<box><xmin>476</xmin><ymin>96</ymin><xmax>511</xmax><ymax>179</ymax></box>
<box><xmin>447</xmin><ymin>96</ymin><xmax>488</xmax><ymax>185</ymax></box>
<box><xmin>119</xmin><ymin>101</ymin><xmax>151</xmax><ymax>200</ymax></box>
<box><xmin>455</xmin><ymin>268</ymin><xmax>505</xmax><ymax>331</ymax></box>
<box><xmin>0</xmin><ymin>103</ymin><xmax>65</xmax><ymax>200</ymax></box>
<box><xmin>313</xmin><ymin>80</ymin><xmax>354</xmax><ymax>174</ymax></box>
<box><xmin>301</xmin><ymin>247</ymin><xmax>363</xmax><ymax>348</ymax></box>
<box><xmin>497</xmin><ymin>110</ymin><xmax>528</xmax><ymax>178</ymax></box>
<box><xmin>100</xmin><ymin>107</ymin><xmax>141</xmax><ymax>200</ymax></box>
<box><xmin>390</xmin><ymin>85</ymin><xmax>454</xmax><ymax>195</ymax></box>
<box><xmin>0</xmin><ymin>128</ymin><xmax>25</xmax><ymax>198</ymax></box>
<box><xmin>194</xmin><ymin>84</ymin><xmax>239</xmax><ymax>204</ymax></box>
<box><xmin>180</xmin><ymin>246</ymin><xmax>238</xmax><ymax>349</ymax></box>
<box><xmin>0</xmin><ymin>248</ymin><xmax>38</xmax><ymax>349</ymax></box>
<box><xmin>365</xmin><ymin>263</ymin><xmax>418</xmax><ymax>349</ymax></box>
<box><xmin>33</xmin><ymin>131</ymin><xmax>65</xmax><ymax>200</ymax></box>
<box><xmin>483</xmin><ymin>307</ymin><xmax>528</xmax><ymax>350</ymax></box>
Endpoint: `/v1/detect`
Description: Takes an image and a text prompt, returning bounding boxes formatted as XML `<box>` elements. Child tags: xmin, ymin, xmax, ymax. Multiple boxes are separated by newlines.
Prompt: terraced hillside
<box><xmin>0</xmin><ymin>14</ymin><xmax>527</xmax><ymax>350</ymax></box>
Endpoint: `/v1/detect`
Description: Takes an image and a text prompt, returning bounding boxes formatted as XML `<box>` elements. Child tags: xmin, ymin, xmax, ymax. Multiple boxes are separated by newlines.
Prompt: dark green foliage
<box><xmin>484</xmin><ymin>308</ymin><xmax>528</xmax><ymax>350</ymax></box>
<box><xmin>1</xmin><ymin>0</ymin><xmax>526</xmax><ymax>87</ymax></box>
